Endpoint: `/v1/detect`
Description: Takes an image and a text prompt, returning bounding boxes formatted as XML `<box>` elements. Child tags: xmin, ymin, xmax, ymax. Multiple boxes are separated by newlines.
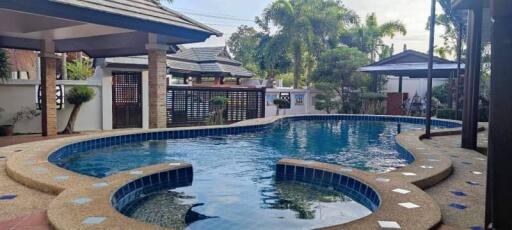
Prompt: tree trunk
<box><xmin>63</xmin><ymin>103</ymin><xmax>82</xmax><ymax>134</ymax></box>
<box><xmin>293</xmin><ymin>44</ymin><xmax>302</xmax><ymax>89</ymax></box>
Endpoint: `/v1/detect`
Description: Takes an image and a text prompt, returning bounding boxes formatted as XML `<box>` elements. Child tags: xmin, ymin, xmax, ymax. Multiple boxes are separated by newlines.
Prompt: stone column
<box><xmin>146</xmin><ymin>43</ymin><xmax>168</xmax><ymax>129</ymax></box>
<box><xmin>40</xmin><ymin>40</ymin><xmax>58</xmax><ymax>136</ymax></box>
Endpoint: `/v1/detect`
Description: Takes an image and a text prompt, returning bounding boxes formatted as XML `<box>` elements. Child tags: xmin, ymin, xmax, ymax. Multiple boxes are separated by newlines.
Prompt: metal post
<box><xmin>455</xmin><ymin>23</ymin><xmax>463</xmax><ymax>120</ymax></box>
<box><xmin>398</xmin><ymin>76</ymin><xmax>403</xmax><ymax>93</ymax></box>
<box><xmin>448</xmin><ymin>72</ymin><xmax>454</xmax><ymax>109</ymax></box>
<box><xmin>425</xmin><ymin>0</ymin><xmax>436</xmax><ymax>138</ymax></box>
<box><xmin>462</xmin><ymin>8</ymin><xmax>483</xmax><ymax>150</ymax></box>
<box><xmin>487</xmin><ymin>1</ymin><xmax>512</xmax><ymax>228</ymax></box>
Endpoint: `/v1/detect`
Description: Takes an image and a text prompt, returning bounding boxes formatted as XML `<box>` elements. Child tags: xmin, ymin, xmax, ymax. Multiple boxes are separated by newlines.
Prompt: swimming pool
<box><xmin>50</xmin><ymin>116</ymin><xmax>458</xmax><ymax>229</ymax></box>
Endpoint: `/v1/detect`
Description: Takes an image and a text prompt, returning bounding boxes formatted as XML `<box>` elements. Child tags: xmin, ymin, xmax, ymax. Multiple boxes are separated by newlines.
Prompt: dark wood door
<box><xmin>112</xmin><ymin>72</ymin><xmax>142</xmax><ymax>129</ymax></box>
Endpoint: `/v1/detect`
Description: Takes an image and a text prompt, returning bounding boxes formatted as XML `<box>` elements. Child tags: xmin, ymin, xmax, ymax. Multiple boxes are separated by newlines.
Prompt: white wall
<box><xmin>385</xmin><ymin>76</ymin><xmax>448</xmax><ymax>97</ymax></box>
<box><xmin>265</xmin><ymin>88</ymin><xmax>324</xmax><ymax>117</ymax></box>
<box><xmin>0</xmin><ymin>79</ymin><xmax>102</xmax><ymax>134</ymax></box>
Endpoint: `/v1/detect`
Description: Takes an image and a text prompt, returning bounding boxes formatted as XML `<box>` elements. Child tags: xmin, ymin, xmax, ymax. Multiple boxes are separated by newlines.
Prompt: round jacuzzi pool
<box><xmin>50</xmin><ymin>116</ymin><xmax>458</xmax><ymax>229</ymax></box>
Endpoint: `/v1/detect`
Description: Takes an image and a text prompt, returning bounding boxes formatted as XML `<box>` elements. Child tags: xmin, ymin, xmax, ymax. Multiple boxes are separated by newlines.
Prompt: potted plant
<box><xmin>273</xmin><ymin>98</ymin><xmax>290</xmax><ymax>116</ymax></box>
<box><xmin>62</xmin><ymin>85</ymin><xmax>96</xmax><ymax>134</ymax></box>
<box><xmin>0</xmin><ymin>107</ymin><xmax>40</xmax><ymax>136</ymax></box>
<box><xmin>209</xmin><ymin>96</ymin><xmax>229</xmax><ymax>125</ymax></box>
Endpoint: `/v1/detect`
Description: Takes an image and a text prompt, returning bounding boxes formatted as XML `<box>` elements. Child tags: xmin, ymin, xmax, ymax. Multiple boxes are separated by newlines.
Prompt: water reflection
<box><xmin>264</xmin><ymin>181</ymin><xmax>351</xmax><ymax>220</ymax></box>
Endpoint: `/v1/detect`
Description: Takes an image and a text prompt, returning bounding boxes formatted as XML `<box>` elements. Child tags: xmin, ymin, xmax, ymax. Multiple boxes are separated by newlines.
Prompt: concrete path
<box><xmin>0</xmin><ymin>141</ymin><xmax>56</xmax><ymax>229</ymax></box>
<box><xmin>423</xmin><ymin>132</ymin><xmax>487</xmax><ymax>230</ymax></box>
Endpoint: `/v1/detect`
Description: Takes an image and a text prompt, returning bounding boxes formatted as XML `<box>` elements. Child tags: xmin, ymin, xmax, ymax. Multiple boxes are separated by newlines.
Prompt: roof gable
<box><xmin>368</xmin><ymin>50</ymin><xmax>454</xmax><ymax>67</ymax></box>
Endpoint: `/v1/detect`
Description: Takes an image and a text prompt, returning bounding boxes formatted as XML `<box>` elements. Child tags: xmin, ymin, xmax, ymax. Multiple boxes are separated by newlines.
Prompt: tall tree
<box><xmin>256</xmin><ymin>33</ymin><xmax>292</xmax><ymax>87</ymax></box>
<box><xmin>311</xmin><ymin>46</ymin><xmax>369</xmax><ymax>98</ymax></box>
<box><xmin>344</xmin><ymin>13</ymin><xmax>407</xmax><ymax>62</ymax></box>
<box><xmin>428</xmin><ymin>0</ymin><xmax>468</xmax><ymax>58</ymax></box>
<box><xmin>311</xmin><ymin>46</ymin><xmax>369</xmax><ymax>113</ymax></box>
<box><xmin>227</xmin><ymin>26</ymin><xmax>261</xmax><ymax>74</ymax></box>
<box><xmin>257</xmin><ymin>0</ymin><xmax>357</xmax><ymax>89</ymax></box>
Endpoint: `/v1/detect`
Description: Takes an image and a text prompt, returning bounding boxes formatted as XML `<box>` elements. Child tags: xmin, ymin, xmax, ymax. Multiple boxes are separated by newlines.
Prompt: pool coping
<box><xmin>2</xmin><ymin>114</ymin><xmax>471</xmax><ymax>229</ymax></box>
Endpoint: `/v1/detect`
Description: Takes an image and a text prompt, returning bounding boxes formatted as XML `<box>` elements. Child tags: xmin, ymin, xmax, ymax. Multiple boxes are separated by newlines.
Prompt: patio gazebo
<box><xmin>167</xmin><ymin>46</ymin><xmax>254</xmax><ymax>85</ymax></box>
<box><xmin>0</xmin><ymin>0</ymin><xmax>221</xmax><ymax>136</ymax></box>
<box><xmin>358</xmin><ymin>50</ymin><xmax>465</xmax><ymax>94</ymax></box>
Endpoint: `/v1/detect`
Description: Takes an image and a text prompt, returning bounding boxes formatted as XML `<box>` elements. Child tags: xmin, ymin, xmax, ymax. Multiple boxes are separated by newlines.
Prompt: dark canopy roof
<box><xmin>358</xmin><ymin>50</ymin><xmax>465</xmax><ymax>78</ymax></box>
<box><xmin>167</xmin><ymin>46</ymin><xmax>253</xmax><ymax>78</ymax></box>
<box><xmin>453</xmin><ymin>0</ymin><xmax>490</xmax><ymax>9</ymax></box>
<box><xmin>0</xmin><ymin>0</ymin><xmax>221</xmax><ymax>57</ymax></box>
<box><xmin>104</xmin><ymin>46</ymin><xmax>254</xmax><ymax>78</ymax></box>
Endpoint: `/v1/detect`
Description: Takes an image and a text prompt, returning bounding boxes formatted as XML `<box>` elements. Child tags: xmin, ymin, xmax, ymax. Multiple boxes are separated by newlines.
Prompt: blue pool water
<box><xmin>55</xmin><ymin>119</ymin><xmax>429</xmax><ymax>229</ymax></box>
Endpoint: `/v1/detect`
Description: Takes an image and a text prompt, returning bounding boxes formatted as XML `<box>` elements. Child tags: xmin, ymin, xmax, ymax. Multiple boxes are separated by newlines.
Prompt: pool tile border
<box><xmin>3</xmin><ymin>114</ymin><xmax>468</xmax><ymax>229</ymax></box>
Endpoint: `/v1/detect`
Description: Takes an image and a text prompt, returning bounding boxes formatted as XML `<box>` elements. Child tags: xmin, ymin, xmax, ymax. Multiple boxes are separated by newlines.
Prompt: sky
<box><xmin>169</xmin><ymin>0</ymin><xmax>444</xmax><ymax>54</ymax></box>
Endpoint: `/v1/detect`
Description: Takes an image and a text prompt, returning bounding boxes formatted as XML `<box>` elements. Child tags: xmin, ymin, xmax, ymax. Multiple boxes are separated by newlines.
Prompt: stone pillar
<box><xmin>486</xmin><ymin>1</ymin><xmax>512</xmax><ymax>228</ymax></box>
<box><xmin>146</xmin><ymin>44</ymin><xmax>168</xmax><ymax>129</ymax></box>
<box><xmin>40</xmin><ymin>40</ymin><xmax>58</xmax><ymax>136</ymax></box>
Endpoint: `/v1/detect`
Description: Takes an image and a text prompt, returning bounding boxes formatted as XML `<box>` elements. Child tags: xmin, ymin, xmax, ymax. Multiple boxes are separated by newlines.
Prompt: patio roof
<box><xmin>358</xmin><ymin>50</ymin><xmax>465</xmax><ymax>78</ymax></box>
<box><xmin>0</xmin><ymin>0</ymin><xmax>222</xmax><ymax>57</ymax></box>
<box><xmin>452</xmin><ymin>0</ymin><xmax>490</xmax><ymax>9</ymax></box>
<box><xmin>104</xmin><ymin>46</ymin><xmax>254</xmax><ymax>78</ymax></box>
<box><xmin>167</xmin><ymin>46</ymin><xmax>254</xmax><ymax>78</ymax></box>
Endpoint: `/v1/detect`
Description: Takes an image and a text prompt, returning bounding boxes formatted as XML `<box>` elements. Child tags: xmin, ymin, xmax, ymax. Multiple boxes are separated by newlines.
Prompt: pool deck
<box><xmin>423</xmin><ymin>129</ymin><xmax>488</xmax><ymax>230</ymax></box>
<box><xmin>0</xmin><ymin>116</ymin><xmax>488</xmax><ymax>230</ymax></box>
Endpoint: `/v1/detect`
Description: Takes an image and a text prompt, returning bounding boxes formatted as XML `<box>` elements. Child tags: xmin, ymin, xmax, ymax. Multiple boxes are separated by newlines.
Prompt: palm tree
<box><xmin>429</xmin><ymin>0</ymin><xmax>467</xmax><ymax>57</ymax></box>
<box><xmin>347</xmin><ymin>13</ymin><xmax>407</xmax><ymax>62</ymax></box>
<box><xmin>258</xmin><ymin>0</ymin><xmax>356</xmax><ymax>89</ymax></box>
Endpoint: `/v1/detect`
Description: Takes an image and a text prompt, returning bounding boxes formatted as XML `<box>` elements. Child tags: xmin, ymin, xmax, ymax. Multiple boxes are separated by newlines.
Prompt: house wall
<box><xmin>265</xmin><ymin>88</ymin><xmax>324</xmax><ymax>117</ymax></box>
<box><xmin>4</xmin><ymin>49</ymin><xmax>38</xmax><ymax>80</ymax></box>
<box><xmin>0</xmin><ymin>79</ymin><xmax>102</xmax><ymax>134</ymax></box>
<box><xmin>384</xmin><ymin>76</ymin><xmax>448</xmax><ymax>97</ymax></box>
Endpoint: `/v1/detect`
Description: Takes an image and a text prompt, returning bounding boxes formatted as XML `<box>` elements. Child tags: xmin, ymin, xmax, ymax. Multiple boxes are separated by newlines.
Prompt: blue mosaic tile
<box><xmin>448</xmin><ymin>203</ymin><xmax>467</xmax><ymax>210</ymax></box>
<box><xmin>0</xmin><ymin>194</ymin><xmax>17</xmax><ymax>200</ymax></box>
<box><xmin>451</xmin><ymin>191</ymin><xmax>468</xmax><ymax>197</ymax></box>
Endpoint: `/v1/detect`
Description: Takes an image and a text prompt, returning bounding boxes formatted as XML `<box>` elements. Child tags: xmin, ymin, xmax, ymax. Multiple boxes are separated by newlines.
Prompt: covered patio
<box><xmin>0</xmin><ymin>0</ymin><xmax>221</xmax><ymax>136</ymax></box>
<box><xmin>452</xmin><ymin>0</ymin><xmax>512</xmax><ymax>228</ymax></box>
<box><xmin>358</xmin><ymin>50</ymin><xmax>464</xmax><ymax>94</ymax></box>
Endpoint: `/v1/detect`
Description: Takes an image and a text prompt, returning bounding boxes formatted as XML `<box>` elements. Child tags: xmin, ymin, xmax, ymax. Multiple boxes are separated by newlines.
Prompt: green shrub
<box><xmin>66</xmin><ymin>59</ymin><xmax>94</xmax><ymax>80</ymax></box>
<box><xmin>67</xmin><ymin>86</ymin><xmax>96</xmax><ymax>105</ymax></box>
<box><xmin>433</xmin><ymin>83</ymin><xmax>450</xmax><ymax>105</ymax></box>
<box><xmin>314</xmin><ymin>94</ymin><xmax>339</xmax><ymax>114</ymax></box>
<box><xmin>210</xmin><ymin>96</ymin><xmax>229</xmax><ymax>108</ymax></box>
<box><xmin>273</xmin><ymin>98</ymin><xmax>290</xmax><ymax>116</ymax></box>
<box><xmin>479</xmin><ymin>107</ymin><xmax>489</xmax><ymax>122</ymax></box>
<box><xmin>273</xmin><ymin>98</ymin><xmax>290</xmax><ymax>109</ymax></box>
<box><xmin>0</xmin><ymin>49</ymin><xmax>10</xmax><ymax>83</ymax></box>
<box><xmin>209</xmin><ymin>96</ymin><xmax>228</xmax><ymax>125</ymax></box>
<box><xmin>63</xmin><ymin>86</ymin><xmax>96</xmax><ymax>134</ymax></box>
<box><xmin>437</xmin><ymin>109</ymin><xmax>457</xmax><ymax>120</ymax></box>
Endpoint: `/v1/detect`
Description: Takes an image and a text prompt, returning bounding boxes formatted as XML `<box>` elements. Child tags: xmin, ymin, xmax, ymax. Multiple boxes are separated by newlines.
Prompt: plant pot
<box><xmin>0</xmin><ymin>125</ymin><xmax>14</xmax><ymax>136</ymax></box>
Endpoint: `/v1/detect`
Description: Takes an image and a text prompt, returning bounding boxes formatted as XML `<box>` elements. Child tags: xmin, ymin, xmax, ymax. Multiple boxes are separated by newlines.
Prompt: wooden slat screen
<box><xmin>167</xmin><ymin>86</ymin><xmax>266</xmax><ymax>126</ymax></box>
